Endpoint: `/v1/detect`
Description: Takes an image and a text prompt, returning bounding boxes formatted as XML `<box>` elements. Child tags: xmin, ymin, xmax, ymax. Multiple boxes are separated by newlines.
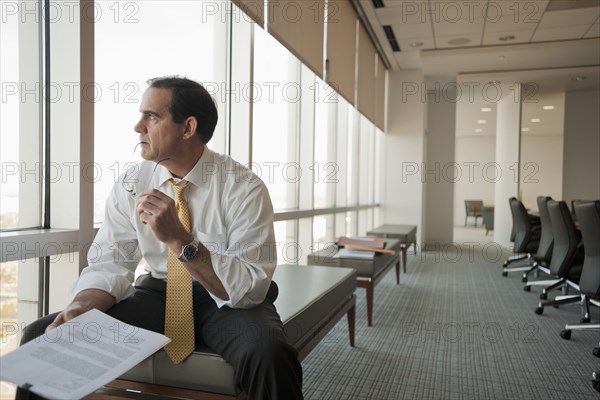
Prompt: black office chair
<box><xmin>560</xmin><ymin>200</ymin><xmax>600</xmax><ymax>339</ymax></box>
<box><xmin>534</xmin><ymin>200</ymin><xmax>584</xmax><ymax>314</ymax></box>
<box><xmin>522</xmin><ymin>196</ymin><xmax>554</xmax><ymax>285</ymax></box>
<box><xmin>464</xmin><ymin>200</ymin><xmax>483</xmax><ymax>227</ymax></box>
<box><xmin>482</xmin><ymin>206</ymin><xmax>494</xmax><ymax>235</ymax></box>
<box><xmin>502</xmin><ymin>197</ymin><xmax>541</xmax><ymax>276</ymax></box>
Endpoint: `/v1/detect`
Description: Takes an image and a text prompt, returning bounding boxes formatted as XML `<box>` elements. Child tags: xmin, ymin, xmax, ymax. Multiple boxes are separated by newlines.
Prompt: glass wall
<box><xmin>0</xmin><ymin>4</ymin><xmax>44</xmax><ymax>385</ymax></box>
<box><xmin>0</xmin><ymin>2</ymin><xmax>43</xmax><ymax>231</ymax></box>
<box><xmin>93</xmin><ymin>1</ymin><xmax>228</xmax><ymax>223</ymax></box>
<box><xmin>0</xmin><ymin>3</ymin><xmax>386</xmax><ymax>359</ymax></box>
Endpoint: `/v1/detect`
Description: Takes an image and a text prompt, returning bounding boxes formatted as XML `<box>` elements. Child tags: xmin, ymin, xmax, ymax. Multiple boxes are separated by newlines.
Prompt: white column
<box><xmin>493</xmin><ymin>84</ymin><xmax>521</xmax><ymax>248</ymax></box>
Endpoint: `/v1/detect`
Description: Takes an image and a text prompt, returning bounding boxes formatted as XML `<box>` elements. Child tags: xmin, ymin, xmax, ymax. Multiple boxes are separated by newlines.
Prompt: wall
<box><xmin>520</xmin><ymin>134</ymin><xmax>563</xmax><ymax>210</ymax></box>
<box><xmin>384</xmin><ymin>70</ymin><xmax>426</xmax><ymax>242</ymax></box>
<box><xmin>424</xmin><ymin>90</ymin><xmax>456</xmax><ymax>246</ymax></box>
<box><xmin>562</xmin><ymin>90</ymin><xmax>600</xmax><ymax>204</ymax></box>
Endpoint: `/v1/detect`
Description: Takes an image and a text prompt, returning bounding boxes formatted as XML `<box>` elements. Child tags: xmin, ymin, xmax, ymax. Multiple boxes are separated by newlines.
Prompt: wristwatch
<box><xmin>178</xmin><ymin>239</ymin><xmax>199</xmax><ymax>262</ymax></box>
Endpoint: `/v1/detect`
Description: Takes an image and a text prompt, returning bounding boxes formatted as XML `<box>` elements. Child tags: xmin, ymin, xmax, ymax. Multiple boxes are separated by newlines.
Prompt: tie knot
<box><xmin>167</xmin><ymin>179</ymin><xmax>191</xmax><ymax>202</ymax></box>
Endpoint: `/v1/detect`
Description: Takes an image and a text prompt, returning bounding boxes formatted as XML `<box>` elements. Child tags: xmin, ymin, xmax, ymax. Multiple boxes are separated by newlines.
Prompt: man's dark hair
<box><xmin>147</xmin><ymin>76</ymin><xmax>218</xmax><ymax>144</ymax></box>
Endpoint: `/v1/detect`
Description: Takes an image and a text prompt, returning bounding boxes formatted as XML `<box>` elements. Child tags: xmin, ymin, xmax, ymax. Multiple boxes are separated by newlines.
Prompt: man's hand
<box><xmin>46</xmin><ymin>289</ymin><xmax>115</xmax><ymax>332</ymax></box>
<box><xmin>136</xmin><ymin>189</ymin><xmax>192</xmax><ymax>251</ymax></box>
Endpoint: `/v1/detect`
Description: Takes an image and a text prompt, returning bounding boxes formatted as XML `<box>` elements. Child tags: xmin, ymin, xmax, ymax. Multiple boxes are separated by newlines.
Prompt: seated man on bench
<box><xmin>18</xmin><ymin>76</ymin><xmax>303</xmax><ymax>400</ymax></box>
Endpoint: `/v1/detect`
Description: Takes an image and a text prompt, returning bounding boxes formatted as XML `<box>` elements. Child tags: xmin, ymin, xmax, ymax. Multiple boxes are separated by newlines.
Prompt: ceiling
<box><xmin>356</xmin><ymin>0</ymin><xmax>600</xmax><ymax>137</ymax></box>
<box><xmin>357</xmin><ymin>0</ymin><xmax>600</xmax><ymax>82</ymax></box>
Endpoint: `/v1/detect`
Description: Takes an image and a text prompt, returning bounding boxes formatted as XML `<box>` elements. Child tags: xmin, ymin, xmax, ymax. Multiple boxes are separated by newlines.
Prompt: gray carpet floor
<box><xmin>301</xmin><ymin>246</ymin><xmax>600</xmax><ymax>399</ymax></box>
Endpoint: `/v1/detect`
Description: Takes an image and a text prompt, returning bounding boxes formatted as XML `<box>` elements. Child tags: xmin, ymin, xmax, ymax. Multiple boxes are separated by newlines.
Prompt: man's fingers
<box><xmin>137</xmin><ymin>189</ymin><xmax>172</xmax><ymax>203</ymax></box>
<box><xmin>46</xmin><ymin>313</ymin><xmax>65</xmax><ymax>332</ymax></box>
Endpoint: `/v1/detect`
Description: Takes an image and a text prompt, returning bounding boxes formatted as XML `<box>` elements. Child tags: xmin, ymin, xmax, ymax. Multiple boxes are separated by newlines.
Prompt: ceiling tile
<box><xmin>396</xmin><ymin>36</ymin><xmax>436</xmax><ymax>51</ymax></box>
<box><xmin>584</xmin><ymin>20</ymin><xmax>600</xmax><ymax>38</ymax></box>
<box><xmin>435</xmin><ymin>33</ymin><xmax>483</xmax><ymax>49</ymax></box>
<box><xmin>434</xmin><ymin>18</ymin><xmax>484</xmax><ymax>36</ymax></box>
<box><xmin>537</xmin><ymin>8</ymin><xmax>600</xmax><ymax>28</ymax></box>
<box><xmin>532</xmin><ymin>25</ymin><xmax>591</xmax><ymax>41</ymax></box>
<box><xmin>375</xmin><ymin>2</ymin><xmax>431</xmax><ymax>25</ymax></box>
<box><xmin>381</xmin><ymin>0</ymin><xmax>429</xmax><ymax>8</ymax></box>
<box><xmin>390</xmin><ymin>22</ymin><xmax>433</xmax><ymax>40</ymax></box>
<box><xmin>425</xmin><ymin>1</ymin><xmax>488</xmax><ymax>22</ymax></box>
<box><xmin>484</xmin><ymin>12</ymin><xmax>541</xmax><ymax>33</ymax></box>
<box><xmin>482</xmin><ymin>29</ymin><xmax>534</xmax><ymax>45</ymax></box>
<box><xmin>484</xmin><ymin>0</ymin><xmax>549</xmax><ymax>20</ymax></box>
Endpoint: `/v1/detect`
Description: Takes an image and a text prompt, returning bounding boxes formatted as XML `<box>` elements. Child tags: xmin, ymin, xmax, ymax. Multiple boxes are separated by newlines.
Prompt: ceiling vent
<box><xmin>546</xmin><ymin>0</ymin><xmax>600</xmax><ymax>12</ymax></box>
<box><xmin>383</xmin><ymin>25</ymin><xmax>401</xmax><ymax>52</ymax></box>
<box><xmin>372</xmin><ymin>0</ymin><xmax>385</xmax><ymax>9</ymax></box>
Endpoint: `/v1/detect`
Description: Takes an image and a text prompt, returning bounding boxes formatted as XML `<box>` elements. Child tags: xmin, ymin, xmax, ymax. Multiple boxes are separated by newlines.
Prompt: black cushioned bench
<box><xmin>90</xmin><ymin>264</ymin><xmax>357</xmax><ymax>400</ymax></box>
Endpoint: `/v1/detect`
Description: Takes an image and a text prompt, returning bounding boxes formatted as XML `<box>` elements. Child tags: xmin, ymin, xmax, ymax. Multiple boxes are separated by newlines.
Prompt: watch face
<box><xmin>183</xmin><ymin>244</ymin><xmax>198</xmax><ymax>261</ymax></box>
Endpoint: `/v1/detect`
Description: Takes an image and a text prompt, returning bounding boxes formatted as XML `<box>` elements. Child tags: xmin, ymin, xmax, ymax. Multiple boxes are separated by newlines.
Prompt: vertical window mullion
<box><xmin>41</xmin><ymin>0</ymin><xmax>50</xmax><ymax>229</ymax></box>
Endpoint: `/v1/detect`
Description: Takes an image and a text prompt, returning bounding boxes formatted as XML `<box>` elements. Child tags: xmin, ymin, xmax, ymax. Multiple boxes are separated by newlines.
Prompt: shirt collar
<box><xmin>155</xmin><ymin>146</ymin><xmax>214</xmax><ymax>189</ymax></box>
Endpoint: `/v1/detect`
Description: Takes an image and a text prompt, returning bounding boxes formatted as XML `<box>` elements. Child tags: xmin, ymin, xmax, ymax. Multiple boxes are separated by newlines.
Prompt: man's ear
<box><xmin>182</xmin><ymin>116</ymin><xmax>198</xmax><ymax>140</ymax></box>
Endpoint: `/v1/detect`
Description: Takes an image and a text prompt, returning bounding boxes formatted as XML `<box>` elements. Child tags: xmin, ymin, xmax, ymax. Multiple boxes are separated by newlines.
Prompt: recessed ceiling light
<box><xmin>521</xmin><ymin>127</ymin><xmax>530</xmax><ymax>132</ymax></box>
<box><xmin>410</xmin><ymin>41</ymin><xmax>423</xmax><ymax>48</ymax></box>
<box><xmin>499</xmin><ymin>35</ymin><xmax>516</xmax><ymax>41</ymax></box>
<box><xmin>543</xmin><ymin>105</ymin><xmax>555</xmax><ymax>110</ymax></box>
<box><xmin>475</xmin><ymin>128</ymin><xmax>483</xmax><ymax>133</ymax></box>
<box><xmin>448</xmin><ymin>37</ymin><xmax>471</xmax><ymax>45</ymax></box>
<box><xmin>477</xmin><ymin>119</ymin><xmax>487</xmax><ymax>124</ymax></box>
<box><xmin>481</xmin><ymin>107</ymin><xmax>492</xmax><ymax>112</ymax></box>
<box><xmin>531</xmin><ymin>118</ymin><xmax>541</xmax><ymax>123</ymax></box>
<box><xmin>571</xmin><ymin>76</ymin><xmax>587</xmax><ymax>81</ymax></box>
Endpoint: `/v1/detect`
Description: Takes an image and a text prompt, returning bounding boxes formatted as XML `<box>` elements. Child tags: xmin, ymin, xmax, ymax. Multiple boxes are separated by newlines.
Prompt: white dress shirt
<box><xmin>71</xmin><ymin>147</ymin><xmax>277</xmax><ymax>309</ymax></box>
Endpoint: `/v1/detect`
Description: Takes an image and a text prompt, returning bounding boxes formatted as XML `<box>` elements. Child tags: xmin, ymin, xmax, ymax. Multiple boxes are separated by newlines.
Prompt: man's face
<box><xmin>133</xmin><ymin>87</ymin><xmax>185</xmax><ymax>162</ymax></box>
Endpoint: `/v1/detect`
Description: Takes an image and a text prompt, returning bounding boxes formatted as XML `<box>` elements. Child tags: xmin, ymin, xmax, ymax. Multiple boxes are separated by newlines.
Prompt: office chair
<box><xmin>522</xmin><ymin>196</ymin><xmax>554</xmax><ymax>285</ymax></box>
<box><xmin>482</xmin><ymin>206</ymin><xmax>494</xmax><ymax>235</ymax></box>
<box><xmin>464</xmin><ymin>200</ymin><xmax>483</xmax><ymax>227</ymax></box>
<box><xmin>534</xmin><ymin>200</ymin><xmax>584</xmax><ymax>315</ymax></box>
<box><xmin>502</xmin><ymin>197</ymin><xmax>541</xmax><ymax>276</ymax></box>
<box><xmin>559</xmin><ymin>200</ymin><xmax>600</xmax><ymax>339</ymax></box>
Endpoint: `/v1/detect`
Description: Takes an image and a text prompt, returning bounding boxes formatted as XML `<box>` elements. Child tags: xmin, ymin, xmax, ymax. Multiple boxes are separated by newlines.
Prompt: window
<box><xmin>0</xmin><ymin>3</ymin><xmax>44</xmax><ymax>383</ymax></box>
<box><xmin>313</xmin><ymin>80</ymin><xmax>337</xmax><ymax>209</ymax></box>
<box><xmin>252</xmin><ymin>27</ymin><xmax>300</xmax><ymax>211</ymax></box>
<box><xmin>93</xmin><ymin>1</ymin><xmax>228</xmax><ymax>223</ymax></box>
<box><xmin>0</xmin><ymin>2</ymin><xmax>43</xmax><ymax>230</ymax></box>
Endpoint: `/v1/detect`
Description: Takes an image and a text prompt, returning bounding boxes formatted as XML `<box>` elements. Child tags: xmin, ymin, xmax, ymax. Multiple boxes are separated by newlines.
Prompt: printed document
<box><xmin>0</xmin><ymin>309</ymin><xmax>170</xmax><ymax>400</ymax></box>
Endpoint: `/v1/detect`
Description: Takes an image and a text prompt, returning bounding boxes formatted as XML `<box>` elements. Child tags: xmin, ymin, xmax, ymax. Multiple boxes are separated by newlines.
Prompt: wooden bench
<box><xmin>87</xmin><ymin>264</ymin><xmax>357</xmax><ymax>399</ymax></box>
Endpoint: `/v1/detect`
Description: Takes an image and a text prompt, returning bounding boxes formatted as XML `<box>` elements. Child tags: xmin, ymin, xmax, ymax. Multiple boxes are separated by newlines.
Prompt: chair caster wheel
<box><xmin>502</xmin><ymin>271</ymin><xmax>508</xmax><ymax>277</ymax></box>
<box><xmin>534</xmin><ymin>307</ymin><xmax>543</xmax><ymax>315</ymax></box>
<box><xmin>580</xmin><ymin>317</ymin><xmax>591</xmax><ymax>323</ymax></box>
<box><xmin>539</xmin><ymin>293</ymin><xmax>547</xmax><ymax>300</ymax></box>
<box><xmin>523</xmin><ymin>285</ymin><xmax>531</xmax><ymax>292</ymax></box>
<box><xmin>522</xmin><ymin>276</ymin><xmax>528</xmax><ymax>283</ymax></box>
<box><xmin>560</xmin><ymin>329</ymin><xmax>571</xmax><ymax>340</ymax></box>
<box><xmin>593</xmin><ymin>348</ymin><xmax>600</xmax><ymax>358</ymax></box>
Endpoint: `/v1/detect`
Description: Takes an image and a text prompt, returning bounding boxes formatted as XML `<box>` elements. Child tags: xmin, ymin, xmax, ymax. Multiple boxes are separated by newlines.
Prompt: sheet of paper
<box><xmin>0</xmin><ymin>309</ymin><xmax>170</xmax><ymax>400</ymax></box>
<box><xmin>334</xmin><ymin>248</ymin><xmax>375</xmax><ymax>260</ymax></box>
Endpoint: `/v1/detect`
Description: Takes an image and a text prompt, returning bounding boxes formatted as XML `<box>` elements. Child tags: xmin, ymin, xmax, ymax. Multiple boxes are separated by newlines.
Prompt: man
<box><xmin>19</xmin><ymin>76</ymin><xmax>303</xmax><ymax>399</ymax></box>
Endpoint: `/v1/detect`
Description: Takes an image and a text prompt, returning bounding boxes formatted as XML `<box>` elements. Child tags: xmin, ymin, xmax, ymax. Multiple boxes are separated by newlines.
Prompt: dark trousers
<box><xmin>18</xmin><ymin>275</ymin><xmax>303</xmax><ymax>400</ymax></box>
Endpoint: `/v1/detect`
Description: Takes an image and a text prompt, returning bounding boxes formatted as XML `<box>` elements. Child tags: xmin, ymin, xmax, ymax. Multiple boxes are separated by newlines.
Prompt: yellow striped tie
<box><xmin>164</xmin><ymin>179</ymin><xmax>195</xmax><ymax>364</ymax></box>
